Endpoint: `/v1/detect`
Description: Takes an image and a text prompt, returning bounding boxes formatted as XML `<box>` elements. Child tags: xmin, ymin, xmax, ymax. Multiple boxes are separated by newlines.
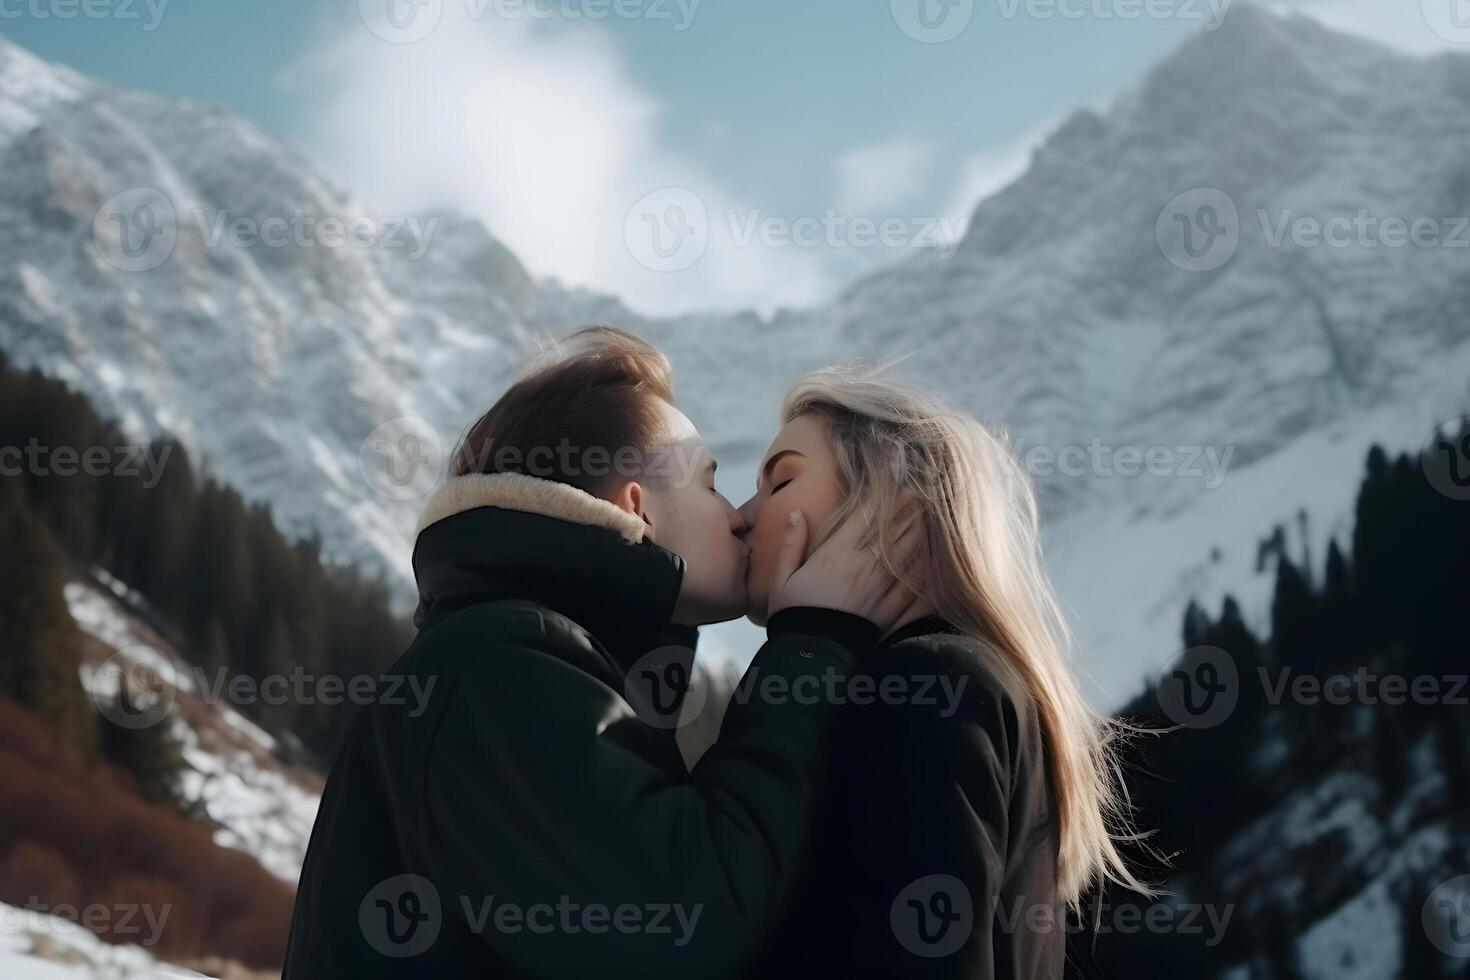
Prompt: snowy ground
<box><xmin>1024</xmin><ymin>343</ymin><xmax>1468</xmax><ymax>710</ymax></box>
<box><xmin>1211</xmin><ymin>728</ymin><xmax>1466</xmax><ymax>978</ymax></box>
<box><xmin>0</xmin><ymin>580</ymin><xmax>326</xmax><ymax>977</ymax></box>
<box><xmin>67</xmin><ymin>579</ymin><xmax>322</xmax><ymax>883</ymax></box>
<box><xmin>0</xmin><ymin>902</ymin><xmax>204</xmax><ymax>980</ymax></box>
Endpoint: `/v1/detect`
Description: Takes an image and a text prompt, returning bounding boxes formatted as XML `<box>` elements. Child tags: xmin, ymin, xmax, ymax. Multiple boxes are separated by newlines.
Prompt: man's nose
<box><xmin>735</xmin><ymin>495</ymin><xmax>758</xmax><ymax>532</ymax></box>
<box><xmin>729</xmin><ymin>502</ymin><xmax>750</xmax><ymax>536</ymax></box>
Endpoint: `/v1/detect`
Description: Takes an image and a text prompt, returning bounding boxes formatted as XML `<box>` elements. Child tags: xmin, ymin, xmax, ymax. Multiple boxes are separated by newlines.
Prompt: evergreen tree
<box><xmin>98</xmin><ymin>677</ymin><xmax>189</xmax><ymax>814</ymax></box>
<box><xmin>1270</xmin><ymin>558</ymin><xmax>1316</xmax><ymax>672</ymax></box>
<box><xmin>1351</xmin><ymin>445</ymin><xmax>1394</xmax><ymax>654</ymax></box>
<box><xmin>200</xmin><ymin>616</ymin><xmax>231</xmax><ymax>679</ymax></box>
<box><xmin>1372</xmin><ymin>681</ymin><xmax>1408</xmax><ymax>808</ymax></box>
<box><xmin>1213</xmin><ymin>595</ymin><xmax>1270</xmax><ymax>731</ymax></box>
<box><xmin>1436</xmin><ymin>708</ymin><xmax>1470</xmax><ymax>811</ymax></box>
<box><xmin>0</xmin><ymin>479</ymin><xmax>97</xmax><ymax>757</ymax></box>
<box><xmin>1</xmin><ymin>357</ymin><xmax>414</xmax><ymax>764</ymax></box>
<box><xmin>1401</xmin><ymin>885</ymin><xmax>1451</xmax><ymax>978</ymax></box>
<box><xmin>255</xmin><ymin>612</ymin><xmax>296</xmax><ymax>732</ymax></box>
<box><xmin>1323</xmin><ymin>538</ymin><xmax>1350</xmax><ymax>600</ymax></box>
<box><xmin>1181</xmin><ymin>599</ymin><xmax>1210</xmax><ymax>648</ymax></box>
<box><xmin>133</xmin><ymin>437</ymin><xmax>196</xmax><ymax>601</ymax></box>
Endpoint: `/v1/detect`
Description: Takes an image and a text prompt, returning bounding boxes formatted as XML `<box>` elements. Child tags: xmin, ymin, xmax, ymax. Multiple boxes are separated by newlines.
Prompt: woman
<box><xmin>737</xmin><ymin>366</ymin><xmax>1152</xmax><ymax>979</ymax></box>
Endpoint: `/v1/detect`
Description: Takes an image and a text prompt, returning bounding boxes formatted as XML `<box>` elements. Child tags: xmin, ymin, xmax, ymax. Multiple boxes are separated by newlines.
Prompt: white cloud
<box><xmin>833</xmin><ymin>136</ymin><xmax>939</xmax><ymax>215</ymax></box>
<box><xmin>285</xmin><ymin>7</ymin><xmax>832</xmax><ymax>317</ymax></box>
<box><xmin>280</xmin><ymin>10</ymin><xmax>1106</xmax><ymax>317</ymax></box>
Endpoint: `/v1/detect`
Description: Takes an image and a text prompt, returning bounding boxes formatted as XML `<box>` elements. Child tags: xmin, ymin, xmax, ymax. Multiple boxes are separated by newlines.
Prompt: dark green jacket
<box><xmin>282</xmin><ymin>473</ymin><xmax>873</xmax><ymax>978</ymax></box>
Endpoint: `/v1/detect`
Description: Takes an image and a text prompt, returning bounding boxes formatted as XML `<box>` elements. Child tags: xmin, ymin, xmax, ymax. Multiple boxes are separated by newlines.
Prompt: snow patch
<box><xmin>0</xmin><ymin>902</ymin><xmax>204</xmax><ymax>980</ymax></box>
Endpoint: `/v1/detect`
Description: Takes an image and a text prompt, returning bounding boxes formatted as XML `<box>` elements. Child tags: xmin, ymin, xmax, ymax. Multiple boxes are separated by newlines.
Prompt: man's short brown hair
<box><xmin>449</xmin><ymin>326</ymin><xmax>676</xmax><ymax>497</ymax></box>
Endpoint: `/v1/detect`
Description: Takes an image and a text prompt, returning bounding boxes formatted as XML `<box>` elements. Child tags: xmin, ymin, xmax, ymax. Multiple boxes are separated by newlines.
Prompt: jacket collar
<box><xmin>414</xmin><ymin>471</ymin><xmax>647</xmax><ymax>543</ymax></box>
<box><xmin>879</xmin><ymin>614</ymin><xmax>958</xmax><ymax>649</ymax></box>
<box><xmin>411</xmin><ymin>473</ymin><xmax>689</xmax><ymax>671</ymax></box>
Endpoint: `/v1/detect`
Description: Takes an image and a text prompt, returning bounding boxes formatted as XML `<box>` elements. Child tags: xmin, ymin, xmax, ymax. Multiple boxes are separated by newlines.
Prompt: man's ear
<box><xmin>612</xmin><ymin>480</ymin><xmax>650</xmax><ymax>524</ymax></box>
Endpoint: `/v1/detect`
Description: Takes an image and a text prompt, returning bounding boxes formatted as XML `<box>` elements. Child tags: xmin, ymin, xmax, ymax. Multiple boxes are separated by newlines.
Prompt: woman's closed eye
<box><xmin>770</xmin><ymin>478</ymin><xmax>793</xmax><ymax>494</ymax></box>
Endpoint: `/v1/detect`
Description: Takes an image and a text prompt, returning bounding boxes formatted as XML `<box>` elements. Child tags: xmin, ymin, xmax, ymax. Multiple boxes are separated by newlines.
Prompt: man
<box><xmin>283</xmin><ymin>326</ymin><xmax>909</xmax><ymax>977</ymax></box>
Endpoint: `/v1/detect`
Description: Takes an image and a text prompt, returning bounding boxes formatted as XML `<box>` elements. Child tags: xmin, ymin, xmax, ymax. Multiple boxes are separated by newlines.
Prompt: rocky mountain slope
<box><xmin>2</xmin><ymin>6</ymin><xmax>1467</xmax><ymax>702</ymax></box>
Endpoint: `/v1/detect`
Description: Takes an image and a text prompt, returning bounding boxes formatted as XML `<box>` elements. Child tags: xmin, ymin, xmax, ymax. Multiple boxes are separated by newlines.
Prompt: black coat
<box><xmin>281</xmin><ymin>474</ymin><xmax>874</xmax><ymax>979</ymax></box>
<box><xmin>751</xmin><ymin>617</ymin><xmax>1065</xmax><ymax>979</ymax></box>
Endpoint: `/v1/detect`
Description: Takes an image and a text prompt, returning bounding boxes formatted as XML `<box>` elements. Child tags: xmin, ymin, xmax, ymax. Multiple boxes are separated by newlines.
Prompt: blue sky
<box><xmin>0</xmin><ymin>0</ymin><xmax>1453</xmax><ymax>313</ymax></box>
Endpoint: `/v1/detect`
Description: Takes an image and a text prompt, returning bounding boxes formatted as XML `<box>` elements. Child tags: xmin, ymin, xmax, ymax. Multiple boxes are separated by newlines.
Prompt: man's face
<box><xmin>639</xmin><ymin>402</ymin><xmax>750</xmax><ymax>626</ymax></box>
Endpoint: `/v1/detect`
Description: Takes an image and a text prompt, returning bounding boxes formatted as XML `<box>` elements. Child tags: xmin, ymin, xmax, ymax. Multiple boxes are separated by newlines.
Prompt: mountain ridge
<box><xmin>2</xmin><ymin>8</ymin><xmax>1467</xmax><ymax>697</ymax></box>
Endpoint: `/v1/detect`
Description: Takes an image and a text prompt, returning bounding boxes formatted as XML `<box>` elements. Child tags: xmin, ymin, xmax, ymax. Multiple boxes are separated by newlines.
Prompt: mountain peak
<box><xmin>1109</xmin><ymin>4</ymin><xmax>1411</xmax><ymax>144</ymax></box>
<box><xmin>1182</xmin><ymin>3</ymin><xmax>1357</xmax><ymax>55</ymax></box>
<box><xmin>0</xmin><ymin>35</ymin><xmax>86</xmax><ymax>140</ymax></box>
<box><xmin>0</xmin><ymin>33</ymin><xmax>68</xmax><ymax>82</ymax></box>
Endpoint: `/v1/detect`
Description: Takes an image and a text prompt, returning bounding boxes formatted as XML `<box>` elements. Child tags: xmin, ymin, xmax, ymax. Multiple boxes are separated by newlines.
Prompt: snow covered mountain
<box><xmin>2</xmin><ymin>6</ymin><xmax>1468</xmax><ymax>705</ymax></box>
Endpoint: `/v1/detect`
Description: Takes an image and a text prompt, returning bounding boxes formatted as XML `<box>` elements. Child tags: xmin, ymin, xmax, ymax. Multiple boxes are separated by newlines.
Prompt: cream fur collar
<box><xmin>414</xmin><ymin>472</ymin><xmax>646</xmax><ymax>544</ymax></box>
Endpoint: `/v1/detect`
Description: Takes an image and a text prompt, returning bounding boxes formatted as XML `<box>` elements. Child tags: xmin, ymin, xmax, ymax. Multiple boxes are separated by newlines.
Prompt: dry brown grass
<box><xmin>0</xmin><ymin>696</ymin><xmax>294</xmax><ymax>971</ymax></box>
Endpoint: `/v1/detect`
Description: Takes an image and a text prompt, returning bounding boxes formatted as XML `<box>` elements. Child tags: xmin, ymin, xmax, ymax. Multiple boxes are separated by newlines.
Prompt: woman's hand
<box><xmin>766</xmin><ymin>508</ymin><xmax>920</xmax><ymax>633</ymax></box>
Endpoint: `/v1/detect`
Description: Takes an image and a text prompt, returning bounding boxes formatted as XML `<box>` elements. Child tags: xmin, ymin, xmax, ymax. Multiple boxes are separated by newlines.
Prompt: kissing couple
<box><xmin>283</xmin><ymin>326</ymin><xmax>1149</xmax><ymax>979</ymax></box>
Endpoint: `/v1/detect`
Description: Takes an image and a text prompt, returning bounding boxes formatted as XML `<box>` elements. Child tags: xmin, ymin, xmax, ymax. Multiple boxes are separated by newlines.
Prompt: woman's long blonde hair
<box><xmin>783</xmin><ymin>365</ymin><xmax>1153</xmax><ymax>906</ymax></box>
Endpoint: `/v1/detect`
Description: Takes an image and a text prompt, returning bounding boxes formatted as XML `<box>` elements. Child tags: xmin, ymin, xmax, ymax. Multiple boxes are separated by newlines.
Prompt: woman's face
<box><xmin>736</xmin><ymin>412</ymin><xmax>847</xmax><ymax>625</ymax></box>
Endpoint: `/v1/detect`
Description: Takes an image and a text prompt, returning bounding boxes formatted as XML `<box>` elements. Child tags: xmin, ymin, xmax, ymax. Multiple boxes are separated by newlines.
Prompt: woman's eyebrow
<box><xmin>758</xmin><ymin>449</ymin><xmax>803</xmax><ymax>489</ymax></box>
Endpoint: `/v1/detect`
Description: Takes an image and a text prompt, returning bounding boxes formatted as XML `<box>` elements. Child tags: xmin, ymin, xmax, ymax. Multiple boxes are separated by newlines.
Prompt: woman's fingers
<box><xmin>767</xmin><ymin>509</ymin><xmax>809</xmax><ymax>608</ymax></box>
<box><xmin>769</xmin><ymin>509</ymin><xmax>919</xmax><ymax>630</ymax></box>
<box><xmin>827</xmin><ymin>505</ymin><xmax>879</xmax><ymax>552</ymax></box>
